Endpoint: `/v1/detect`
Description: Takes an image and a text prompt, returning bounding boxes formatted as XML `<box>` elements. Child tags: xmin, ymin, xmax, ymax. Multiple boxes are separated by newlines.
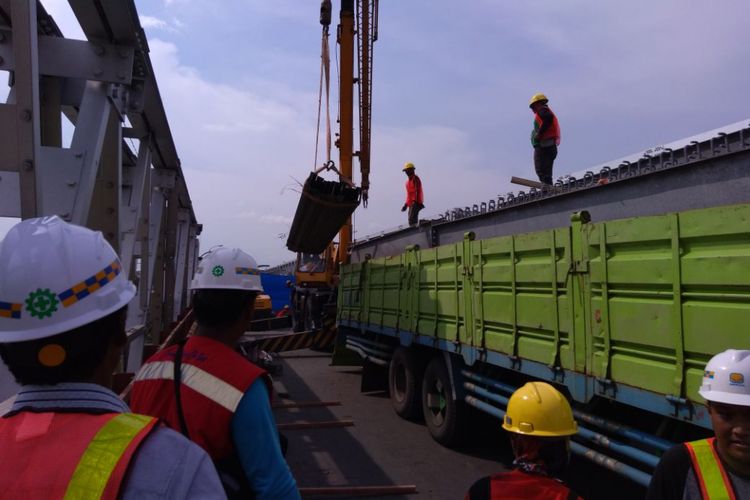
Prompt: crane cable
<box><xmin>314</xmin><ymin>1</ymin><xmax>333</xmax><ymax>171</ymax></box>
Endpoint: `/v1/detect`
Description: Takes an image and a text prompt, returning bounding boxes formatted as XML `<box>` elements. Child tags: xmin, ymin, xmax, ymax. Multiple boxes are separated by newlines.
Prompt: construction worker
<box><xmin>0</xmin><ymin>216</ymin><xmax>224</xmax><ymax>499</ymax></box>
<box><xmin>130</xmin><ymin>247</ymin><xmax>300</xmax><ymax>500</ymax></box>
<box><xmin>647</xmin><ymin>349</ymin><xmax>750</xmax><ymax>499</ymax></box>
<box><xmin>401</xmin><ymin>162</ymin><xmax>424</xmax><ymax>227</ymax></box>
<box><xmin>275</xmin><ymin>305</ymin><xmax>291</xmax><ymax>318</ymax></box>
<box><xmin>529</xmin><ymin>93</ymin><xmax>561</xmax><ymax>185</ymax></box>
<box><xmin>465</xmin><ymin>382</ymin><xmax>582</xmax><ymax>499</ymax></box>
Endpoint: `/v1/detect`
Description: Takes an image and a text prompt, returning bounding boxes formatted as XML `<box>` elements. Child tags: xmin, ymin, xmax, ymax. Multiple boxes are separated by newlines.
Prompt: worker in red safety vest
<box><xmin>130</xmin><ymin>247</ymin><xmax>300</xmax><ymax>500</ymax></box>
<box><xmin>529</xmin><ymin>93</ymin><xmax>561</xmax><ymax>186</ymax></box>
<box><xmin>464</xmin><ymin>382</ymin><xmax>582</xmax><ymax>500</ymax></box>
<box><xmin>401</xmin><ymin>162</ymin><xmax>424</xmax><ymax>227</ymax></box>
<box><xmin>0</xmin><ymin>216</ymin><xmax>224</xmax><ymax>499</ymax></box>
<box><xmin>647</xmin><ymin>349</ymin><xmax>750</xmax><ymax>499</ymax></box>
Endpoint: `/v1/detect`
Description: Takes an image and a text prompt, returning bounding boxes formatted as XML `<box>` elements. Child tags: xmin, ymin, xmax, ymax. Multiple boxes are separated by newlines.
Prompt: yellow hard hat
<box><xmin>529</xmin><ymin>93</ymin><xmax>548</xmax><ymax>107</ymax></box>
<box><xmin>502</xmin><ymin>382</ymin><xmax>577</xmax><ymax>437</ymax></box>
<box><xmin>402</xmin><ymin>162</ymin><xmax>415</xmax><ymax>171</ymax></box>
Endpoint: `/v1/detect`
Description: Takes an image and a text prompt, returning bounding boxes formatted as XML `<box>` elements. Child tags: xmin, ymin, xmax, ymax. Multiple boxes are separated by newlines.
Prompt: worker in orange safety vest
<box><xmin>529</xmin><ymin>92</ymin><xmax>561</xmax><ymax>186</ymax></box>
<box><xmin>464</xmin><ymin>382</ymin><xmax>582</xmax><ymax>499</ymax></box>
<box><xmin>401</xmin><ymin>162</ymin><xmax>424</xmax><ymax>227</ymax></box>
<box><xmin>647</xmin><ymin>349</ymin><xmax>750</xmax><ymax>499</ymax></box>
<box><xmin>0</xmin><ymin>216</ymin><xmax>224</xmax><ymax>500</ymax></box>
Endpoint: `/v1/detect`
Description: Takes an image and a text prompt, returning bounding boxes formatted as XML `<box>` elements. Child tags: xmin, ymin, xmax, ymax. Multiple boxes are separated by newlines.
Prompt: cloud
<box><xmin>139</xmin><ymin>15</ymin><xmax>172</xmax><ymax>31</ymax></box>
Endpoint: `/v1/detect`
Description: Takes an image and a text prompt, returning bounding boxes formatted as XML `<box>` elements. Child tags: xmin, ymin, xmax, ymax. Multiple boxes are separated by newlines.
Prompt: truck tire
<box><xmin>421</xmin><ymin>356</ymin><xmax>464</xmax><ymax>447</ymax></box>
<box><xmin>388</xmin><ymin>347</ymin><xmax>422</xmax><ymax>420</ymax></box>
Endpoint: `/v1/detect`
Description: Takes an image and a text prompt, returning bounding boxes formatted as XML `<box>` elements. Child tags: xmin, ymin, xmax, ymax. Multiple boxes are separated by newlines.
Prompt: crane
<box><xmin>285</xmin><ymin>0</ymin><xmax>379</xmax><ymax>333</ymax></box>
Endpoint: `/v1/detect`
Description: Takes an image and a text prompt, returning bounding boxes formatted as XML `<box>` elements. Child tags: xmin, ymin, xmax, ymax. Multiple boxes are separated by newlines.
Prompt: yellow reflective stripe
<box><xmin>688</xmin><ymin>439</ymin><xmax>734</xmax><ymax>500</ymax></box>
<box><xmin>135</xmin><ymin>360</ymin><xmax>245</xmax><ymax>412</ymax></box>
<box><xmin>63</xmin><ymin>413</ymin><xmax>154</xmax><ymax>500</ymax></box>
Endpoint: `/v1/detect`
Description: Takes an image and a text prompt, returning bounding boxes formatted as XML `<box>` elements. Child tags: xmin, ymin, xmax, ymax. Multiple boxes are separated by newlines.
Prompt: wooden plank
<box><xmin>272</xmin><ymin>401</ymin><xmax>342</xmax><ymax>409</ymax></box>
<box><xmin>299</xmin><ymin>485</ymin><xmax>418</xmax><ymax>497</ymax></box>
<box><xmin>510</xmin><ymin>176</ymin><xmax>544</xmax><ymax>189</ymax></box>
<box><xmin>277</xmin><ymin>419</ymin><xmax>354</xmax><ymax>430</ymax></box>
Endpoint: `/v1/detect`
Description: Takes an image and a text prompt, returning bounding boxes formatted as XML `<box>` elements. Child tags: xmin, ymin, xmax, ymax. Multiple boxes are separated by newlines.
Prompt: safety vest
<box><xmin>685</xmin><ymin>438</ymin><xmax>737</xmax><ymax>500</ymax></box>
<box><xmin>130</xmin><ymin>335</ymin><xmax>270</xmax><ymax>460</ymax></box>
<box><xmin>533</xmin><ymin>106</ymin><xmax>561</xmax><ymax>146</ymax></box>
<box><xmin>405</xmin><ymin>175</ymin><xmax>423</xmax><ymax>207</ymax></box>
<box><xmin>474</xmin><ymin>470</ymin><xmax>578</xmax><ymax>499</ymax></box>
<box><xmin>0</xmin><ymin>411</ymin><xmax>156</xmax><ymax>500</ymax></box>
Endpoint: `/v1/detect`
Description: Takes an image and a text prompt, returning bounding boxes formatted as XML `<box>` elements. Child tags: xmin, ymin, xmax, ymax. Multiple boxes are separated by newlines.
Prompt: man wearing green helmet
<box><xmin>0</xmin><ymin>216</ymin><xmax>224</xmax><ymax>499</ymax></box>
<box><xmin>130</xmin><ymin>247</ymin><xmax>300</xmax><ymax>500</ymax></box>
<box><xmin>464</xmin><ymin>381</ymin><xmax>582</xmax><ymax>499</ymax></box>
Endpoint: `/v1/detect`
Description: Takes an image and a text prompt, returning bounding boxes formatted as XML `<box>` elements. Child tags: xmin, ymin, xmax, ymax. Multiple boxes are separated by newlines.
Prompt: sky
<box><xmin>1</xmin><ymin>0</ymin><xmax>749</xmax><ymax>266</ymax></box>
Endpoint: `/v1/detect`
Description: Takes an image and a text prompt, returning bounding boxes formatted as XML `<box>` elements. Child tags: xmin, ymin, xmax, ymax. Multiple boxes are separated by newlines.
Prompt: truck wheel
<box><xmin>388</xmin><ymin>347</ymin><xmax>422</xmax><ymax>420</ymax></box>
<box><xmin>422</xmin><ymin>356</ymin><xmax>464</xmax><ymax>447</ymax></box>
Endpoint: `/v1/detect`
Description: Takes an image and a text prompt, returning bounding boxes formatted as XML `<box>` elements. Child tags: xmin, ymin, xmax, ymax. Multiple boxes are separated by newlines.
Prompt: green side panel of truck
<box><xmin>338</xmin><ymin>204</ymin><xmax>750</xmax><ymax>409</ymax></box>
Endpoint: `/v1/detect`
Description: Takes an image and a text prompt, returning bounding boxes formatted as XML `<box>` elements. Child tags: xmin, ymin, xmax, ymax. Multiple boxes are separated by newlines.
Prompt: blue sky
<box><xmin>2</xmin><ymin>0</ymin><xmax>749</xmax><ymax>265</ymax></box>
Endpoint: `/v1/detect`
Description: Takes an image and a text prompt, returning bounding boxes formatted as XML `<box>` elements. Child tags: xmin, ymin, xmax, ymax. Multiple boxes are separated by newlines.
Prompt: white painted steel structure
<box><xmin>0</xmin><ymin>1</ymin><xmax>200</xmax><ymax>369</ymax></box>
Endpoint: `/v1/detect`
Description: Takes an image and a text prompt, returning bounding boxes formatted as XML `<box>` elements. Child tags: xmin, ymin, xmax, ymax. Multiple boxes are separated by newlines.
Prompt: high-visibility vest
<box><xmin>0</xmin><ymin>411</ymin><xmax>157</xmax><ymax>500</ymax></box>
<box><xmin>405</xmin><ymin>175</ymin><xmax>423</xmax><ymax>207</ymax></box>
<box><xmin>533</xmin><ymin>106</ymin><xmax>561</xmax><ymax>146</ymax></box>
<box><xmin>130</xmin><ymin>335</ymin><xmax>270</xmax><ymax>460</ymax></box>
<box><xmin>685</xmin><ymin>438</ymin><xmax>737</xmax><ymax>500</ymax></box>
<box><xmin>466</xmin><ymin>469</ymin><xmax>579</xmax><ymax>500</ymax></box>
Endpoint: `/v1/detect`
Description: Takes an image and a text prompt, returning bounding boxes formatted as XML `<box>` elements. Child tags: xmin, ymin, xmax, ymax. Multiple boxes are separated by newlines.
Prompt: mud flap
<box><xmin>360</xmin><ymin>360</ymin><xmax>388</xmax><ymax>393</ymax></box>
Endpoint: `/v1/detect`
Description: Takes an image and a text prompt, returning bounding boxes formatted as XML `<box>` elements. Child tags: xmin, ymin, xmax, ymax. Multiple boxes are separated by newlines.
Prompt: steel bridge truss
<box><xmin>0</xmin><ymin>1</ymin><xmax>200</xmax><ymax>363</ymax></box>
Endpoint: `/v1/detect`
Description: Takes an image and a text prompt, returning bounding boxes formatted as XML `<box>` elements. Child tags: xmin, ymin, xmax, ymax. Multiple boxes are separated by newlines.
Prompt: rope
<box><xmin>313</xmin><ymin>26</ymin><xmax>331</xmax><ymax>170</ymax></box>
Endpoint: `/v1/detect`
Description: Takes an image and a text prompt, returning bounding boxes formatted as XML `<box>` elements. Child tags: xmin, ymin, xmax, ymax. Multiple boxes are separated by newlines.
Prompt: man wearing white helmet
<box><xmin>130</xmin><ymin>247</ymin><xmax>299</xmax><ymax>500</ymax></box>
<box><xmin>648</xmin><ymin>349</ymin><xmax>750</xmax><ymax>499</ymax></box>
<box><xmin>0</xmin><ymin>216</ymin><xmax>225</xmax><ymax>499</ymax></box>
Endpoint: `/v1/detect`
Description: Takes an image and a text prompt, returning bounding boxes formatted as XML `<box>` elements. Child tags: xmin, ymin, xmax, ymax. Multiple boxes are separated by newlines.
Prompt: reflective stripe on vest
<box><xmin>685</xmin><ymin>438</ymin><xmax>736</xmax><ymax>500</ymax></box>
<box><xmin>134</xmin><ymin>360</ymin><xmax>245</xmax><ymax>412</ymax></box>
<box><xmin>0</xmin><ymin>412</ymin><xmax>156</xmax><ymax>500</ymax></box>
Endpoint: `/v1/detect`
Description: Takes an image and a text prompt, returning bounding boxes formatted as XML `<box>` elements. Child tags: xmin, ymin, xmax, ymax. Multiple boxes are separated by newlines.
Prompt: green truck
<box><xmin>337</xmin><ymin>202</ymin><xmax>750</xmax><ymax>486</ymax></box>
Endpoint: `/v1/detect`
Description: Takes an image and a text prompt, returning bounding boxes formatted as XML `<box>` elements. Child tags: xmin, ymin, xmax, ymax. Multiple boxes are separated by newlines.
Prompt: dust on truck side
<box><xmin>337</xmin><ymin>202</ymin><xmax>750</xmax><ymax>487</ymax></box>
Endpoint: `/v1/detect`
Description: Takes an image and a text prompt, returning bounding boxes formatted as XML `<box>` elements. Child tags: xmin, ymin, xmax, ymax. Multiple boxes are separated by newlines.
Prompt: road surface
<box><xmin>273</xmin><ymin>350</ymin><xmax>647</xmax><ymax>500</ymax></box>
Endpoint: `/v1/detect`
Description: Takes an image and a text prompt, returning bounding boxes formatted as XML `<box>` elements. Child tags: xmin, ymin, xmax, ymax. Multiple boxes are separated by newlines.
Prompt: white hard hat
<box><xmin>190</xmin><ymin>247</ymin><xmax>264</xmax><ymax>292</ymax></box>
<box><xmin>0</xmin><ymin>216</ymin><xmax>136</xmax><ymax>342</ymax></box>
<box><xmin>699</xmin><ymin>349</ymin><xmax>750</xmax><ymax>406</ymax></box>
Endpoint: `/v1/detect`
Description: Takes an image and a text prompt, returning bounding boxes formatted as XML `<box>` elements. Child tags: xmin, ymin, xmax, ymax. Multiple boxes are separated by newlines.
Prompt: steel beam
<box><xmin>0</xmin><ymin>30</ymin><xmax>134</xmax><ymax>84</ymax></box>
<box><xmin>10</xmin><ymin>0</ymin><xmax>41</xmax><ymax>218</ymax></box>
<box><xmin>86</xmin><ymin>106</ymin><xmax>121</xmax><ymax>251</ymax></box>
<box><xmin>172</xmin><ymin>208</ymin><xmax>191</xmax><ymax>317</ymax></box>
<box><xmin>351</xmin><ymin>146</ymin><xmax>750</xmax><ymax>261</ymax></box>
<box><xmin>69</xmin><ymin>80</ymin><xmax>111</xmax><ymax>225</ymax></box>
<box><xmin>121</xmin><ymin>138</ymin><xmax>151</xmax><ymax>278</ymax></box>
<box><xmin>39</xmin><ymin>76</ymin><xmax>61</xmax><ymax>147</ymax></box>
<box><xmin>0</xmin><ymin>170</ymin><xmax>20</xmax><ymax>216</ymax></box>
<box><xmin>162</xmin><ymin>186</ymin><xmax>179</xmax><ymax>324</ymax></box>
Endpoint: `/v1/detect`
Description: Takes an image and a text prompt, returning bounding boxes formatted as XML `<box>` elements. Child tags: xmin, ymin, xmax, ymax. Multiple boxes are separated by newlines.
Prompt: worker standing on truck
<box><xmin>130</xmin><ymin>247</ymin><xmax>300</xmax><ymax>500</ymax></box>
<box><xmin>401</xmin><ymin>162</ymin><xmax>424</xmax><ymax>227</ymax></box>
<box><xmin>0</xmin><ymin>216</ymin><xmax>224</xmax><ymax>499</ymax></box>
<box><xmin>464</xmin><ymin>382</ymin><xmax>582</xmax><ymax>499</ymax></box>
<box><xmin>529</xmin><ymin>93</ymin><xmax>561</xmax><ymax>186</ymax></box>
<box><xmin>647</xmin><ymin>349</ymin><xmax>750</xmax><ymax>500</ymax></box>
